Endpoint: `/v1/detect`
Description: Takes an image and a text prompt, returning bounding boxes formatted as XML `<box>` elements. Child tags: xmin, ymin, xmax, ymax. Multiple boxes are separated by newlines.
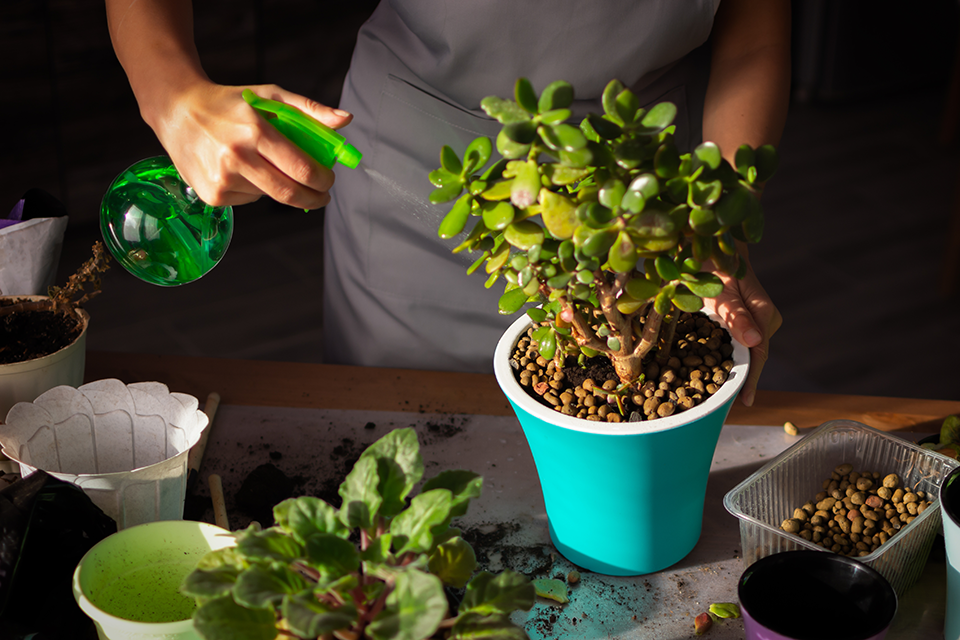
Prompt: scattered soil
<box><xmin>0</xmin><ymin>299</ymin><xmax>83</xmax><ymax>364</ymax></box>
<box><xmin>509</xmin><ymin>311</ymin><xmax>735</xmax><ymax>422</ymax></box>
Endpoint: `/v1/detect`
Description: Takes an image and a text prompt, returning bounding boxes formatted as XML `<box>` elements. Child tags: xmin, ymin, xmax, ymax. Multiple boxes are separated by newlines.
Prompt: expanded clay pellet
<box><xmin>779</xmin><ymin>463</ymin><xmax>932</xmax><ymax>557</ymax></box>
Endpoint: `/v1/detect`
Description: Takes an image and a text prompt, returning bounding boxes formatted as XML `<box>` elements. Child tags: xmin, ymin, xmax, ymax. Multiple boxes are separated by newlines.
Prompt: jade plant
<box><xmin>429</xmin><ymin>78</ymin><xmax>777</xmax><ymax>396</ymax></box>
<box><xmin>181</xmin><ymin>428</ymin><xmax>535</xmax><ymax>640</ymax></box>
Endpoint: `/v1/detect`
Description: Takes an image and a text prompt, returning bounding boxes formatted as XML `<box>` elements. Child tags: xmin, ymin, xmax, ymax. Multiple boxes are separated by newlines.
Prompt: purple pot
<box><xmin>739</xmin><ymin>550</ymin><xmax>897</xmax><ymax>640</ymax></box>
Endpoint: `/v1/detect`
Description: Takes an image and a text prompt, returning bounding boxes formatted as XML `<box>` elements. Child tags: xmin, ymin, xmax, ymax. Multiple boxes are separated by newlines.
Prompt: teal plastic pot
<box><xmin>942</xmin><ymin>465</ymin><xmax>960</xmax><ymax>640</ymax></box>
<box><xmin>493</xmin><ymin>313</ymin><xmax>749</xmax><ymax>576</ymax></box>
<box><xmin>73</xmin><ymin>520</ymin><xmax>233</xmax><ymax>640</ymax></box>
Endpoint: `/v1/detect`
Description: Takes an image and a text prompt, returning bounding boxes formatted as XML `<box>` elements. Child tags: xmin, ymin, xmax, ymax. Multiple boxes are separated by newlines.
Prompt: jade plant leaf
<box><xmin>440</xmin><ymin>145</ymin><xmax>463</xmax><ymax>175</ymax></box>
<box><xmin>368</xmin><ymin>570</ymin><xmax>448</xmax><ymax>640</ymax></box>
<box><xmin>438</xmin><ymin>194</ymin><xmax>473</xmax><ymax>239</ymax></box>
<box><xmin>693</xmin><ymin>141</ymin><xmax>722</xmax><ymax>171</ymax></box>
<box><xmin>192</xmin><ymin>595</ymin><xmax>277</xmax><ymax>640</ymax></box>
<box><xmin>514</xmin><ymin>78</ymin><xmax>539</xmax><ymax>114</ymax></box>
<box><xmin>625</xmin><ymin>276</ymin><xmax>660</xmax><ymax>301</ymax></box>
<box><xmin>480</xmin><ymin>96</ymin><xmax>530</xmax><ymax>124</ymax></box>
<box><xmin>670</xmin><ymin>290</ymin><xmax>703</xmax><ymax>313</ymax></box>
<box><xmin>734</xmin><ymin>144</ymin><xmax>755</xmax><ymax>178</ymax></box>
<box><xmin>584</xmin><ymin>113</ymin><xmax>622</xmax><ymax>140</ymax></box>
<box><xmin>608</xmin><ymin>231</ymin><xmax>638</xmax><ymax>273</ymax></box>
<box><xmin>538</xmin><ymin>80</ymin><xmax>574</xmax><ymax>112</ymax></box>
<box><xmin>640</xmin><ymin>102</ymin><xmax>677</xmax><ymax>130</ymax></box>
<box><xmin>654</xmin><ymin>255</ymin><xmax>681</xmax><ymax>282</ymax></box>
<box><xmin>503</xmin><ymin>220</ymin><xmax>544</xmax><ymax>250</ymax></box>
<box><xmin>496</xmin><ymin>129</ymin><xmax>531</xmax><ymax>159</ymax></box>
<box><xmin>482</xmin><ymin>201</ymin><xmax>516</xmax><ymax>230</ymax></box>
<box><xmin>429</xmin><ymin>182</ymin><xmax>464</xmax><ymax>205</ymax></box>
<box><xmin>498</xmin><ymin>287</ymin><xmax>528</xmax><ymax>314</ymax></box>
<box><xmin>462</xmin><ymin>137</ymin><xmax>493</xmax><ymax>176</ymax></box>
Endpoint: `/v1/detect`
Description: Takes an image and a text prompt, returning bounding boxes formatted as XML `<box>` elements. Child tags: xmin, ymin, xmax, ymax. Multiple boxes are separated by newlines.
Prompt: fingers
<box><xmin>252</xmin><ymin>85</ymin><xmax>354</xmax><ymax>130</ymax></box>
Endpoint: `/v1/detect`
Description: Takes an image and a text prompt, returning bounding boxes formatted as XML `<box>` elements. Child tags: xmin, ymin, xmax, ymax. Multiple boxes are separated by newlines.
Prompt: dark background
<box><xmin>3</xmin><ymin>0</ymin><xmax>960</xmax><ymax>401</ymax></box>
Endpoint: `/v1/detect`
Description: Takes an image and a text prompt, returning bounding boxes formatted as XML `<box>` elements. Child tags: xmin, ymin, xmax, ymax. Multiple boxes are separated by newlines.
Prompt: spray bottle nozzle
<box><xmin>242</xmin><ymin>89</ymin><xmax>362</xmax><ymax>169</ymax></box>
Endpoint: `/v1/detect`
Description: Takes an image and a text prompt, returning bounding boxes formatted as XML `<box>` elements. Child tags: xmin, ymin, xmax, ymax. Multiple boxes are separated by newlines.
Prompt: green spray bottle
<box><xmin>100</xmin><ymin>90</ymin><xmax>362</xmax><ymax>286</ymax></box>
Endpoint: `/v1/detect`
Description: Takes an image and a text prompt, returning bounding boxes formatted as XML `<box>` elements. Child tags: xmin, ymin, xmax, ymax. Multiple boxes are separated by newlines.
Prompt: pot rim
<box><xmin>493</xmin><ymin>310</ymin><xmax>750</xmax><ymax>436</ymax></box>
<box><xmin>0</xmin><ymin>295</ymin><xmax>89</xmax><ymax>367</ymax></box>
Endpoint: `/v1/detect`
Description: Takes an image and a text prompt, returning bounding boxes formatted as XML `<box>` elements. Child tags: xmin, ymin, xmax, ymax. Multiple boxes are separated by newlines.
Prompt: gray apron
<box><xmin>323</xmin><ymin>0</ymin><xmax>720</xmax><ymax>372</ymax></box>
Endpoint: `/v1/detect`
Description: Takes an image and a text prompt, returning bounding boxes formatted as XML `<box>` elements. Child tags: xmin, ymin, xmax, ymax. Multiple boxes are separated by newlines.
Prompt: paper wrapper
<box><xmin>0</xmin><ymin>379</ymin><xmax>208</xmax><ymax>528</ymax></box>
<box><xmin>0</xmin><ymin>216</ymin><xmax>69</xmax><ymax>295</ymax></box>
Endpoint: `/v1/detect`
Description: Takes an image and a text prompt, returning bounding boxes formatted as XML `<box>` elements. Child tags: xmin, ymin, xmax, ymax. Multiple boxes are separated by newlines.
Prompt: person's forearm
<box><xmin>105</xmin><ymin>0</ymin><xmax>209</xmax><ymax>130</ymax></box>
<box><xmin>703</xmin><ymin>0</ymin><xmax>791</xmax><ymax>162</ymax></box>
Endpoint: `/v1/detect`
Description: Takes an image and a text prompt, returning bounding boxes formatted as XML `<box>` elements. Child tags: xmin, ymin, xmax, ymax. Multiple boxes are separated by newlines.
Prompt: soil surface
<box><xmin>0</xmin><ymin>299</ymin><xmax>83</xmax><ymax>364</ymax></box>
<box><xmin>509</xmin><ymin>311</ymin><xmax>735</xmax><ymax>422</ymax></box>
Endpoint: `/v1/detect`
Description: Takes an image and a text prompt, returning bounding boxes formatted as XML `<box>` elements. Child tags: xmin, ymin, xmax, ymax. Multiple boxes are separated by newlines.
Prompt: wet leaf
<box><xmin>480</xmin><ymin>96</ymin><xmax>530</xmax><ymax>124</ymax></box>
<box><xmin>429</xmin><ymin>167</ymin><xmax>459</xmax><ymax>187</ymax></box>
<box><xmin>429</xmin><ymin>182</ymin><xmax>463</xmax><ymax>205</ymax></box>
<box><xmin>462</xmin><ymin>137</ymin><xmax>493</xmax><ymax>176</ymax></box>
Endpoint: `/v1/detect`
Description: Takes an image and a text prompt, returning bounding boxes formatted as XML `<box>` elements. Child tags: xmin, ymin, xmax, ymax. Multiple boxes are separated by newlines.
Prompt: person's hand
<box><xmin>702</xmin><ymin>256</ymin><xmax>782</xmax><ymax>408</ymax></box>
<box><xmin>143</xmin><ymin>82</ymin><xmax>354</xmax><ymax>210</ymax></box>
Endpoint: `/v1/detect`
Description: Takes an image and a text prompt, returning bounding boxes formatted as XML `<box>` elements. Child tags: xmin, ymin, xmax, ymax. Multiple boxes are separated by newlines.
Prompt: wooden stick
<box><xmin>209</xmin><ymin>473</ymin><xmax>229</xmax><ymax>530</ymax></box>
<box><xmin>187</xmin><ymin>392</ymin><xmax>220</xmax><ymax>491</ymax></box>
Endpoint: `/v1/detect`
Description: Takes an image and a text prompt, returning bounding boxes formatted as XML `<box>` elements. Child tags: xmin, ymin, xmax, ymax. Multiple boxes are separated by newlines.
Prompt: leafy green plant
<box><xmin>182</xmin><ymin>428</ymin><xmax>535</xmax><ymax>640</ymax></box>
<box><xmin>429</xmin><ymin>78</ymin><xmax>777</xmax><ymax>391</ymax></box>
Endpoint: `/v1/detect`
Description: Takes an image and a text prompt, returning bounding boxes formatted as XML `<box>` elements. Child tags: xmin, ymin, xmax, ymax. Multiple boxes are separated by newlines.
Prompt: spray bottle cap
<box><xmin>242</xmin><ymin>89</ymin><xmax>362</xmax><ymax>169</ymax></box>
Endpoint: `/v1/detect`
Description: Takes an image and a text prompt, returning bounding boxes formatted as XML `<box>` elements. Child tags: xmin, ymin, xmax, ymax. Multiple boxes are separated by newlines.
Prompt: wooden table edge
<box><xmin>86</xmin><ymin>351</ymin><xmax>960</xmax><ymax>433</ymax></box>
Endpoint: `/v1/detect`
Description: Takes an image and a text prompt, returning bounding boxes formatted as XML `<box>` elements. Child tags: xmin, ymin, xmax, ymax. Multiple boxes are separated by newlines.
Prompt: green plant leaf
<box><xmin>422</xmin><ymin>470</ymin><xmax>483</xmax><ymax>518</ymax></box>
<box><xmin>462</xmin><ymin>571</ymin><xmax>536</xmax><ymax>616</ymax></box>
<box><xmin>531</xmin><ymin>578</ymin><xmax>569</xmax><ymax>604</ymax></box>
<box><xmin>498</xmin><ymin>287</ymin><xmax>528</xmax><ymax>314</ymax></box>
<box><xmin>429</xmin><ymin>167</ymin><xmax>460</xmax><ymax>187</ymax></box>
<box><xmin>715</xmin><ymin>187</ymin><xmax>758</xmax><ymax>227</ymax></box>
<box><xmin>480</xmin><ymin>96</ymin><xmax>530</xmax><ymax>124</ymax></box>
<box><xmin>601</xmin><ymin>79</ymin><xmax>626</xmax><ymax>122</ymax></box>
<box><xmin>192</xmin><ymin>595</ymin><xmax>277</xmax><ymax>640</ymax></box>
<box><xmin>628</xmin><ymin>173</ymin><xmax>659</xmax><ymax>201</ymax></box>
<box><xmin>654</xmin><ymin>255</ymin><xmax>680</xmax><ymax>282</ymax></box>
<box><xmin>510</xmin><ymin>160</ymin><xmax>540</xmax><ymax>209</ymax></box>
<box><xmin>463</xmin><ymin>137</ymin><xmax>493</xmax><ymax>176</ymax></box>
<box><xmin>607</xmin><ymin>230</ymin><xmax>638</xmax><ymax>273</ymax></box>
<box><xmin>482</xmin><ymin>201</ymin><xmax>516</xmax><ymax>231</ymax></box>
<box><xmin>629</xmin><ymin>211</ymin><xmax>676</xmax><ymax>240</ymax></box>
<box><xmin>234</xmin><ymin>563</ymin><xmax>307</xmax><ymax>609</ymax></box>
<box><xmin>671</xmin><ymin>290</ymin><xmax>703</xmax><ymax>313</ymax></box>
<box><xmin>368</xmin><ymin>570</ymin><xmax>448</xmax><ymax>640</ymax></box>
<box><xmin>539</xmin><ymin>190</ymin><xmax>577</xmax><ymax>239</ymax></box>
<box><xmin>640</xmin><ymin>102</ymin><xmax>677</xmax><ymax>130</ymax></box>
<box><xmin>690</xmin><ymin>179</ymin><xmax>722</xmax><ymax>207</ymax></box>
<box><xmin>429</xmin><ymin>182</ymin><xmax>464</xmax><ymax>205</ymax></box>
<box><xmin>584</xmin><ymin>113</ymin><xmax>622</xmax><ymax>140</ymax></box>
<box><xmin>559</xmin><ymin>145</ymin><xmax>594</xmax><ymax>168</ymax></box>
<box><xmin>449</xmin><ymin>612</ymin><xmax>529</xmax><ymax>640</ymax></box>
<box><xmin>625</xmin><ymin>276</ymin><xmax>659</xmax><ymax>302</ymax></box>
<box><xmin>503</xmin><ymin>220</ymin><xmax>544</xmax><ymax>251</ymax></box>
<box><xmin>693</xmin><ymin>141</ymin><xmax>722</xmax><ymax>171</ymax></box>
<box><xmin>362</xmin><ymin>428</ymin><xmax>424</xmax><ymax>517</ymax></box>
<box><xmin>654</xmin><ymin>143</ymin><xmax>681</xmax><ymax>178</ymax></box>
<box><xmin>755</xmin><ymin>144</ymin><xmax>779</xmax><ymax>182</ymax></box>
<box><xmin>689</xmin><ymin>207</ymin><xmax>720</xmax><ymax>236</ymax></box>
<box><xmin>428</xmin><ymin>536</ymin><xmax>477</xmax><ymax>589</ymax></box>
<box><xmin>582</xmin><ymin>228</ymin><xmax>618</xmax><ymax>258</ymax></box>
<box><xmin>514</xmin><ymin>78</ymin><xmax>539</xmax><ymax>114</ymax></box>
<box><xmin>614</xmin><ymin>88</ymin><xmax>640</xmax><ymax>125</ymax></box>
<box><xmin>236</xmin><ymin>528</ymin><xmax>303</xmax><ymax>564</ymax></box>
<box><xmin>684</xmin><ymin>273</ymin><xmax>724</xmax><ymax>298</ymax></box>
<box><xmin>535</xmin><ymin>326</ymin><xmax>557</xmax><ymax>359</ymax></box>
<box><xmin>194</xmin><ymin>546</ymin><xmax>244</xmax><ymax>571</ymax></box>
<box><xmin>552</xmin><ymin>124</ymin><xmax>587</xmax><ymax>151</ymax></box>
<box><xmin>439</xmin><ymin>193</ymin><xmax>474</xmax><ymax>239</ymax></box>
<box><xmin>275</xmin><ymin>496</ymin><xmax>348</xmax><ymax>544</ymax></box>
<box><xmin>283</xmin><ymin>594</ymin><xmax>358</xmax><ymax>639</ymax></box>
<box><xmin>181</xmin><ymin>566</ymin><xmax>240</xmax><ymax>599</ymax></box>
<box><xmin>496</xmin><ymin>129</ymin><xmax>531</xmax><ymax>160</ymax></box>
<box><xmin>526</xmin><ymin>307</ymin><xmax>547</xmax><ymax>323</ymax></box>
<box><xmin>941</xmin><ymin>415</ymin><xmax>960</xmax><ymax>445</ymax></box>
<box><xmin>599</xmin><ymin>178</ymin><xmax>626</xmax><ymax>209</ymax></box>
<box><xmin>305</xmin><ymin>532</ymin><xmax>361</xmax><ymax>578</ymax></box>
<box><xmin>338</xmin><ymin>454</ymin><xmax>382</xmax><ymax>529</ymax></box>
<box><xmin>540</xmin><ymin>108</ymin><xmax>571</xmax><ymax>125</ymax></box>
<box><xmin>578</xmin><ymin>202</ymin><xmax>615</xmax><ymax>229</ymax></box>
<box><xmin>538</xmin><ymin>80</ymin><xmax>574</xmax><ymax>112</ymax></box>
<box><xmin>734</xmin><ymin>144</ymin><xmax>755</xmax><ymax>178</ymax></box>
<box><xmin>391</xmin><ymin>489</ymin><xmax>454</xmax><ymax>555</ymax></box>
<box><xmin>440</xmin><ymin>145</ymin><xmax>463</xmax><ymax>175</ymax></box>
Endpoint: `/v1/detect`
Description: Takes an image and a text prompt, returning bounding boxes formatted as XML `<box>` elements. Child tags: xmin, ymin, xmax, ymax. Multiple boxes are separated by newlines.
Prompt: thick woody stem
<box><xmin>633</xmin><ymin>307</ymin><xmax>664</xmax><ymax>361</ymax></box>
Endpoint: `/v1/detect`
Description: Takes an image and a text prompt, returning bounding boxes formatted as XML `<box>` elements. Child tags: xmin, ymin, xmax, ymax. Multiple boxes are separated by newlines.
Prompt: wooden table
<box><xmin>83</xmin><ymin>351</ymin><xmax>960</xmax><ymax>639</ymax></box>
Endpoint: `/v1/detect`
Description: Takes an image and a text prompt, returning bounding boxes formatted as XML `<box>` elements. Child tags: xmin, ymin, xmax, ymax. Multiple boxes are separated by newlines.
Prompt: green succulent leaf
<box><xmin>283</xmin><ymin>594</ymin><xmax>358</xmax><ymax>639</ymax></box>
<box><xmin>614</xmin><ymin>88</ymin><xmax>640</xmax><ymax>125</ymax></box>
<box><xmin>654</xmin><ymin>255</ymin><xmax>681</xmax><ymax>282</ymax></box>
<box><xmin>693</xmin><ymin>141</ymin><xmax>722</xmax><ymax>171</ymax></box>
<box><xmin>503</xmin><ymin>220</ymin><xmax>545</xmax><ymax>250</ymax></box>
<box><xmin>540</xmin><ymin>108</ymin><xmax>572</xmax><ymax>125</ymax></box>
<box><xmin>582</xmin><ymin>228</ymin><xmax>618</xmax><ymax>257</ymax></box>
<box><xmin>480</xmin><ymin>96</ymin><xmax>531</xmax><ymax>124</ymax></box>
<box><xmin>440</xmin><ymin>145</ymin><xmax>463</xmax><ymax>175</ymax></box>
<box><xmin>671</xmin><ymin>291</ymin><xmax>703</xmax><ymax>313</ymax></box>
<box><xmin>234</xmin><ymin>563</ymin><xmax>307</xmax><ymax>609</ymax></box>
<box><xmin>755</xmin><ymin>144</ymin><xmax>779</xmax><ymax>182</ymax></box>
<box><xmin>538</xmin><ymin>80</ymin><xmax>574</xmax><ymax>112</ymax></box>
<box><xmin>496</xmin><ymin>129</ymin><xmax>531</xmax><ymax>160</ymax></box>
<box><xmin>654</xmin><ymin>143</ymin><xmax>681</xmax><ymax>178</ymax></box>
<box><xmin>429</xmin><ymin>182</ymin><xmax>464</xmax><ymax>205</ymax></box>
<box><xmin>715</xmin><ymin>187</ymin><xmax>759</xmax><ymax>227</ymax></box>
<box><xmin>654</xmin><ymin>289</ymin><xmax>673</xmax><ymax>315</ymax></box>
<box><xmin>625</xmin><ymin>276</ymin><xmax>660</xmax><ymax>301</ymax></box>
<box><xmin>498</xmin><ymin>287</ymin><xmax>529</xmax><ymax>314</ymax></box>
<box><xmin>503</xmin><ymin>121</ymin><xmax>538</xmax><ymax>144</ymax></box>
<box><xmin>629</xmin><ymin>210</ymin><xmax>676</xmax><ymax>239</ymax></box>
<box><xmin>608</xmin><ymin>231</ymin><xmax>638</xmax><ymax>273</ymax></box>
<box><xmin>684</xmin><ymin>273</ymin><xmax>724</xmax><ymax>298</ymax></box>
<box><xmin>462</xmin><ymin>137</ymin><xmax>493</xmax><ymax>176</ymax></box>
<box><xmin>690</xmin><ymin>179</ymin><xmax>722</xmax><ymax>207</ymax></box>
<box><xmin>559</xmin><ymin>145</ymin><xmax>594</xmax><ymax>168</ymax></box>
<box><xmin>439</xmin><ymin>193</ymin><xmax>474</xmax><ymax>239</ymax></box>
<box><xmin>584</xmin><ymin>113</ymin><xmax>623</xmax><ymax>140</ymax></box>
<box><xmin>526</xmin><ymin>307</ymin><xmax>548</xmax><ymax>323</ymax></box>
<box><xmin>462</xmin><ymin>571</ymin><xmax>536</xmax><ymax>616</ymax></box>
<box><xmin>628</xmin><ymin>173</ymin><xmax>659</xmax><ymax>201</ymax></box>
<box><xmin>482</xmin><ymin>201</ymin><xmax>516</xmax><ymax>231</ymax></box>
<box><xmin>734</xmin><ymin>144</ymin><xmax>755</xmax><ymax>179</ymax></box>
<box><xmin>510</xmin><ymin>160</ymin><xmax>540</xmax><ymax>208</ymax></box>
<box><xmin>192</xmin><ymin>595</ymin><xmax>277</xmax><ymax>640</ymax></box>
<box><xmin>533</xmin><ymin>326</ymin><xmax>557</xmax><ymax>360</ymax></box>
<box><xmin>368</xmin><ymin>570</ymin><xmax>448</xmax><ymax>640</ymax></box>
<box><xmin>429</xmin><ymin>167</ymin><xmax>460</xmax><ymax>187</ymax></box>
<box><xmin>542</xmin><ymin>164</ymin><xmax>591</xmax><ymax>186</ymax></box>
<box><xmin>689</xmin><ymin>206</ymin><xmax>721</xmax><ymax>236</ymax></box>
<box><xmin>514</xmin><ymin>78</ymin><xmax>539</xmax><ymax>114</ymax></box>
<box><xmin>481</xmin><ymin>179</ymin><xmax>515</xmax><ymax>201</ymax></box>
<box><xmin>601</xmin><ymin>79</ymin><xmax>626</xmax><ymax>123</ymax></box>
<box><xmin>640</xmin><ymin>102</ymin><xmax>677</xmax><ymax>130</ymax></box>
<box><xmin>531</xmin><ymin>578</ymin><xmax>569</xmax><ymax>604</ymax></box>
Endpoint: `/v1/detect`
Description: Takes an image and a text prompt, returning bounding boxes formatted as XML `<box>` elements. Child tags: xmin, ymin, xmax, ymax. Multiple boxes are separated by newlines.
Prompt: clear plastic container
<box><xmin>724</xmin><ymin>419</ymin><xmax>960</xmax><ymax>596</ymax></box>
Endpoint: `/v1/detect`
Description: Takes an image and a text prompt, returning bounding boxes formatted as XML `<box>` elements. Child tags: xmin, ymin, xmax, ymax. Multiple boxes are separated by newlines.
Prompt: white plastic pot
<box><xmin>0</xmin><ymin>295</ymin><xmax>88</xmax><ymax>420</ymax></box>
